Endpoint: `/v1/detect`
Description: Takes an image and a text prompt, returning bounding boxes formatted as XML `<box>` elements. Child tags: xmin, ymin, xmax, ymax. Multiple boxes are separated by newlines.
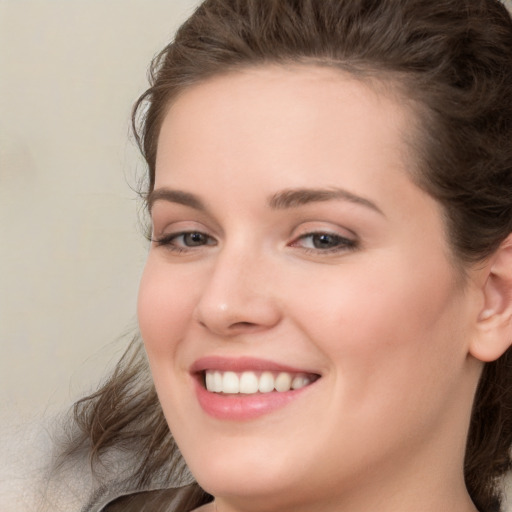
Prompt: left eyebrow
<box><xmin>267</xmin><ymin>187</ymin><xmax>384</xmax><ymax>216</ymax></box>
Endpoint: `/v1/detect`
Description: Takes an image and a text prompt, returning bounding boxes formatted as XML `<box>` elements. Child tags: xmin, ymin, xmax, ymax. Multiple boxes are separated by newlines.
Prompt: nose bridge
<box><xmin>195</xmin><ymin>240</ymin><xmax>280</xmax><ymax>335</ymax></box>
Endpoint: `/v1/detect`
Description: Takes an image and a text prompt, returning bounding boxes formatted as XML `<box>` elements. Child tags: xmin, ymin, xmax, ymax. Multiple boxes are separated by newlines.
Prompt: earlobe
<box><xmin>470</xmin><ymin>234</ymin><xmax>512</xmax><ymax>363</ymax></box>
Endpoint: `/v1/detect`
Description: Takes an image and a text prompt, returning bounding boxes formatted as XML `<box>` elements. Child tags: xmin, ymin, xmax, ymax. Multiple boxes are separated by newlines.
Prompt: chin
<box><xmin>183</xmin><ymin>440</ymin><xmax>306</xmax><ymax>500</ymax></box>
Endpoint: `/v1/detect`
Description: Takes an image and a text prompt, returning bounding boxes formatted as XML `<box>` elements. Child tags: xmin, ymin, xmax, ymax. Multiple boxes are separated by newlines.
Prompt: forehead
<box><xmin>155</xmin><ymin>65</ymin><xmax>416</xmax><ymax>190</ymax></box>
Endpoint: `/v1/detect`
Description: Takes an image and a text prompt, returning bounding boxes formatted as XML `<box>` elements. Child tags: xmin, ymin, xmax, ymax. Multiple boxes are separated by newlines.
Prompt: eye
<box><xmin>290</xmin><ymin>231</ymin><xmax>357</xmax><ymax>253</ymax></box>
<box><xmin>179</xmin><ymin>232</ymin><xmax>212</xmax><ymax>247</ymax></box>
<box><xmin>152</xmin><ymin>231</ymin><xmax>217</xmax><ymax>252</ymax></box>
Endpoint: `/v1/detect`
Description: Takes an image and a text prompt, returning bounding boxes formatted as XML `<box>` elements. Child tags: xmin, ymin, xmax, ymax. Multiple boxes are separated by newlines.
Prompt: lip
<box><xmin>191</xmin><ymin>356</ymin><xmax>321</xmax><ymax>421</ymax></box>
<box><xmin>190</xmin><ymin>356</ymin><xmax>319</xmax><ymax>374</ymax></box>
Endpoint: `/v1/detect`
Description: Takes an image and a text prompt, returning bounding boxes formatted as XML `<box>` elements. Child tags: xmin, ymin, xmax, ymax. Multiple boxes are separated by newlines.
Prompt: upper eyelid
<box><xmin>291</xmin><ymin>231</ymin><xmax>357</xmax><ymax>245</ymax></box>
<box><xmin>295</xmin><ymin>230</ymin><xmax>355</xmax><ymax>240</ymax></box>
<box><xmin>290</xmin><ymin>222</ymin><xmax>358</xmax><ymax>240</ymax></box>
<box><xmin>149</xmin><ymin>204</ymin><xmax>221</xmax><ymax>235</ymax></box>
<box><xmin>151</xmin><ymin>217</ymin><xmax>215</xmax><ymax>235</ymax></box>
<box><xmin>150</xmin><ymin>212</ymin><xmax>222</xmax><ymax>237</ymax></box>
<box><xmin>152</xmin><ymin>230</ymin><xmax>215</xmax><ymax>242</ymax></box>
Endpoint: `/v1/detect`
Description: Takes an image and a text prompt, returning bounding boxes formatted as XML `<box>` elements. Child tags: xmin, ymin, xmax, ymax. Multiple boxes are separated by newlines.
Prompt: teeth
<box><xmin>213</xmin><ymin>371</ymin><xmax>223</xmax><ymax>392</ymax></box>
<box><xmin>204</xmin><ymin>370</ymin><xmax>314</xmax><ymax>394</ymax></box>
<box><xmin>291</xmin><ymin>375</ymin><xmax>310</xmax><ymax>390</ymax></box>
<box><xmin>206</xmin><ymin>371</ymin><xmax>224</xmax><ymax>392</ymax></box>
<box><xmin>239</xmin><ymin>371</ymin><xmax>259</xmax><ymax>394</ymax></box>
<box><xmin>258</xmin><ymin>371</ymin><xmax>275</xmax><ymax>393</ymax></box>
<box><xmin>205</xmin><ymin>371</ymin><xmax>214</xmax><ymax>391</ymax></box>
<box><xmin>274</xmin><ymin>372</ymin><xmax>292</xmax><ymax>392</ymax></box>
<box><xmin>222</xmin><ymin>371</ymin><xmax>239</xmax><ymax>393</ymax></box>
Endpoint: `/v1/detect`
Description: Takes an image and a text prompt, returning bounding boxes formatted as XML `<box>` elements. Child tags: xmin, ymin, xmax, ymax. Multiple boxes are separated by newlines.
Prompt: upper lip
<box><xmin>190</xmin><ymin>356</ymin><xmax>321</xmax><ymax>376</ymax></box>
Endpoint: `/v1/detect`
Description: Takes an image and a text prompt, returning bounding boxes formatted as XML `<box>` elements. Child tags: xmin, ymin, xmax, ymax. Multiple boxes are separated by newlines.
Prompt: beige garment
<box><xmin>0</xmin><ymin>415</ymin><xmax>194</xmax><ymax>512</ymax></box>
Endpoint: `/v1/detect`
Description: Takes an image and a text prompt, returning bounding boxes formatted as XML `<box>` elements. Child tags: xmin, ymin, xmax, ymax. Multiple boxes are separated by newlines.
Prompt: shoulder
<box><xmin>0</xmin><ymin>415</ymin><xmax>86</xmax><ymax>512</ymax></box>
<box><xmin>0</xmin><ymin>412</ymin><xmax>196</xmax><ymax>512</ymax></box>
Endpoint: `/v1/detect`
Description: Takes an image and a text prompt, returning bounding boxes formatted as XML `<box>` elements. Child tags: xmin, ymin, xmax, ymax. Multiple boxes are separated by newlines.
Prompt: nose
<box><xmin>195</xmin><ymin>247</ymin><xmax>281</xmax><ymax>337</ymax></box>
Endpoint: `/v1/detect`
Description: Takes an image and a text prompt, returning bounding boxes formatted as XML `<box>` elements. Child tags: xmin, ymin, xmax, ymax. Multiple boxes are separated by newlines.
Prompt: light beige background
<box><xmin>0</xmin><ymin>0</ymin><xmax>201</xmax><ymax>424</ymax></box>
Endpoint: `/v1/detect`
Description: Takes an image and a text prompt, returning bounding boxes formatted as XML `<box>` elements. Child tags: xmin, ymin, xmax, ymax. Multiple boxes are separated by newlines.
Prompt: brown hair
<box><xmin>62</xmin><ymin>1</ymin><xmax>512</xmax><ymax>511</ymax></box>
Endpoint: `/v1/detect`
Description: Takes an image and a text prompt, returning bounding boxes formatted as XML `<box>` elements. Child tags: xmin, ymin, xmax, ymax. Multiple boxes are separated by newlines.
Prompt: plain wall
<box><xmin>0</xmin><ymin>0</ymin><xmax>201</xmax><ymax>423</ymax></box>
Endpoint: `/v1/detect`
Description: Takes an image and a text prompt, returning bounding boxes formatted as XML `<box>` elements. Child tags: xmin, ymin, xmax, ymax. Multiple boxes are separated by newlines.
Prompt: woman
<box><xmin>53</xmin><ymin>0</ymin><xmax>512</xmax><ymax>511</ymax></box>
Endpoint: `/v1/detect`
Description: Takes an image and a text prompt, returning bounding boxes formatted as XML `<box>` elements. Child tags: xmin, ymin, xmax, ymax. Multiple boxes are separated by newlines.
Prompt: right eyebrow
<box><xmin>146</xmin><ymin>188</ymin><xmax>206</xmax><ymax>214</ymax></box>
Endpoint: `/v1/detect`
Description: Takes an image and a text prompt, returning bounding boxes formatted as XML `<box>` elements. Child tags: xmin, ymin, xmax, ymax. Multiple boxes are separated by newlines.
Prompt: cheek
<box><xmin>289</xmin><ymin>254</ymin><xmax>467</xmax><ymax>393</ymax></box>
<box><xmin>283</xmin><ymin>264</ymin><xmax>469</xmax><ymax>459</ymax></box>
<box><xmin>137</xmin><ymin>259</ymin><xmax>196</xmax><ymax>356</ymax></box>
<box><xmin>137</xmin><ymin>260</ymin><xmax>200</xmax><ymax>425</ymax></box>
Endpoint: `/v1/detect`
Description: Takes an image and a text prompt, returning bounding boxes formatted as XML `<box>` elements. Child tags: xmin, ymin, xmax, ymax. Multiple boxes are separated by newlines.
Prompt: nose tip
<box><xmin>196</xmin><ymin>296</ymin><xmax>281</xmax><ymax>336</ymax></box>
<box><xmin>194</xmin><ymin>263</ymin><xmax>281</xmax><ymax>337</ymax></box>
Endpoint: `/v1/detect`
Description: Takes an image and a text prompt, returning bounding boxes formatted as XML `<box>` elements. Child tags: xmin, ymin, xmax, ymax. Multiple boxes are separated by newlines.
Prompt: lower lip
<box><xmin>194</xmin><ymin>377</ymin><xmax>313</xmax><ymax>420</ymax></box>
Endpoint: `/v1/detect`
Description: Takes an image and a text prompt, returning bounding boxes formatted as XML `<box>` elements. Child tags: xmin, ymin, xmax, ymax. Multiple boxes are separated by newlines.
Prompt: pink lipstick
<box><xmin>191</xmin><ymin>356</ymin><xmax>320</xmax><ymax>420</ymax></box>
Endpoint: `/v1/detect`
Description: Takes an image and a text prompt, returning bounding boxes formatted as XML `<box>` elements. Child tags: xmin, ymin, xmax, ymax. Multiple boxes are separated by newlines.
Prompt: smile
<box><xmin>191</xmin><ymin>357</ymin><xmax>321</xmax><ymax>420</ymax></box>
<box><xmin>204</xmin><ymin>370</ymin><xmax>316</xmax><ymax>394</ymax></box>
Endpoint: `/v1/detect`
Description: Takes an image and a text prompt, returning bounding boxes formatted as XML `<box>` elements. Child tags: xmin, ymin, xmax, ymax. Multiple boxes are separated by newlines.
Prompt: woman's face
<box><xmin>138</xmin><ymin>66</ymin><xmax>482</xmax><ymax>511</ymax></box>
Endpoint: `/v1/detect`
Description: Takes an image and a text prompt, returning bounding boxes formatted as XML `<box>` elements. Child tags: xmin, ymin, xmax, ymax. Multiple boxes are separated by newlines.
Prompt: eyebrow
<box><xmin>147</xmin><ymin>186</ymin><xmax>384</xmax><ymax>216</ymax></box>
<box><xmin>147</xmin><ymin>188</ymin><xmax>206</xmax><ymax>213</ymax></box>
<box><xmin>268</xmin><ymin>187</ymin><xmax>384</xmax><ymax>215</ymax></box>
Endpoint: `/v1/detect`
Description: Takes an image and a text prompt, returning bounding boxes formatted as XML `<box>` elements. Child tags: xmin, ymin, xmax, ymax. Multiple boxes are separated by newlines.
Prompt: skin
<box><xmin>137</xmin><ymin>66</ymin><xmax>491</xmax><ymax>512</ymax></box>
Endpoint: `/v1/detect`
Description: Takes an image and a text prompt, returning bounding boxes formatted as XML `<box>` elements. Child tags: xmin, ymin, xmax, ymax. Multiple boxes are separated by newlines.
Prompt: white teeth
<box><xmin>222</xmin><ymin>371</ymin><xmax>239</xmax><ymax>393</ymax></box>
<box><xmin>239</xmin><ymin>372</ymin><xmax>259</xmax><ymax>394</ymax></box>
<box><xmin>205</xmin><ymin>371</ymin><xmax>214</xmax><ymax>391</ymax></box>
<box><xmin>274</xmin><ymin>372</ymin><xmax>292</xmax><ymax>392</ymax></box>
<box><xmin>213</xmin><ymin>371</ymin><xmax>223</xmax><ymax>392</ymax></box>
<box><xmin>258</xmin><ymin>371</ymin><xmax>275</xmax><ymax>393</ymax></box>
<box><xmin>204</xmin><ymin>370</ymin><xmax>314</xmax><ymax>394</ymax></box>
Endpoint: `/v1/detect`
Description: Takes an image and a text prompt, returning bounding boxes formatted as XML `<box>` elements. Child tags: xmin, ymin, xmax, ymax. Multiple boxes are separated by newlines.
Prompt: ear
<box><xmin>469</xmin><ymin>234</ymin><xmax>512</xmax><ymax>362</ymax></box>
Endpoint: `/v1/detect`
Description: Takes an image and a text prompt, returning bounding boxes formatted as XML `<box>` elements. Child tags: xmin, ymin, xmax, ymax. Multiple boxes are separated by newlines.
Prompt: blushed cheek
<box><xmin>296</xmin><ymin>261</ymin><xmax>461</xmax><ymax>372</ymax></box>
<box><xmin>137</xmin><ymin>264</ymin><xmax>189</xmax><ymax>356</ymax></box>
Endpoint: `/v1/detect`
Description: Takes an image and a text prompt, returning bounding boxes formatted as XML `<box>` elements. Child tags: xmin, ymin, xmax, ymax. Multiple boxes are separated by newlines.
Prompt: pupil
<box><xmin>186</xmin><ymin>232</ymin><xmax>205</xmax><ymax>246</ymax></box>
<box><xmin>313</xmin><ymin>234</ymin><xmax>337</xmax><ymax>249</ymax></box>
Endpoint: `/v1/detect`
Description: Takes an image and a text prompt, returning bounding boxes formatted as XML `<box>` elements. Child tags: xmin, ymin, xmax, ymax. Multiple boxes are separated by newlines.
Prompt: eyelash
<box><xmin>152</xmin><ymin>231</ymin><xmax>217</xmax><ymax>253</ymax></box>
<box><xmin>290</xmin><ymin>232</ymin><xmax>358</xmax><ymax>254</ymax></box>
<box><xmin>152</xmin><ymin>230</ymin><xmax>358</xmax><ymax>255</ymax></box>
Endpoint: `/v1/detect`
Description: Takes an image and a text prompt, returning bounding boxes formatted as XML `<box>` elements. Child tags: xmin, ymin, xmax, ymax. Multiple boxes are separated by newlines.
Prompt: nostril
<box><xmin>198</xmin><ymin>320</ymin><xmax>254</xmax><ymax>329</ymax></box>
<box><xmin>227</xmin><ymin>321</ymin><xmax>264</xmax><ymax>333</ymax></box>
